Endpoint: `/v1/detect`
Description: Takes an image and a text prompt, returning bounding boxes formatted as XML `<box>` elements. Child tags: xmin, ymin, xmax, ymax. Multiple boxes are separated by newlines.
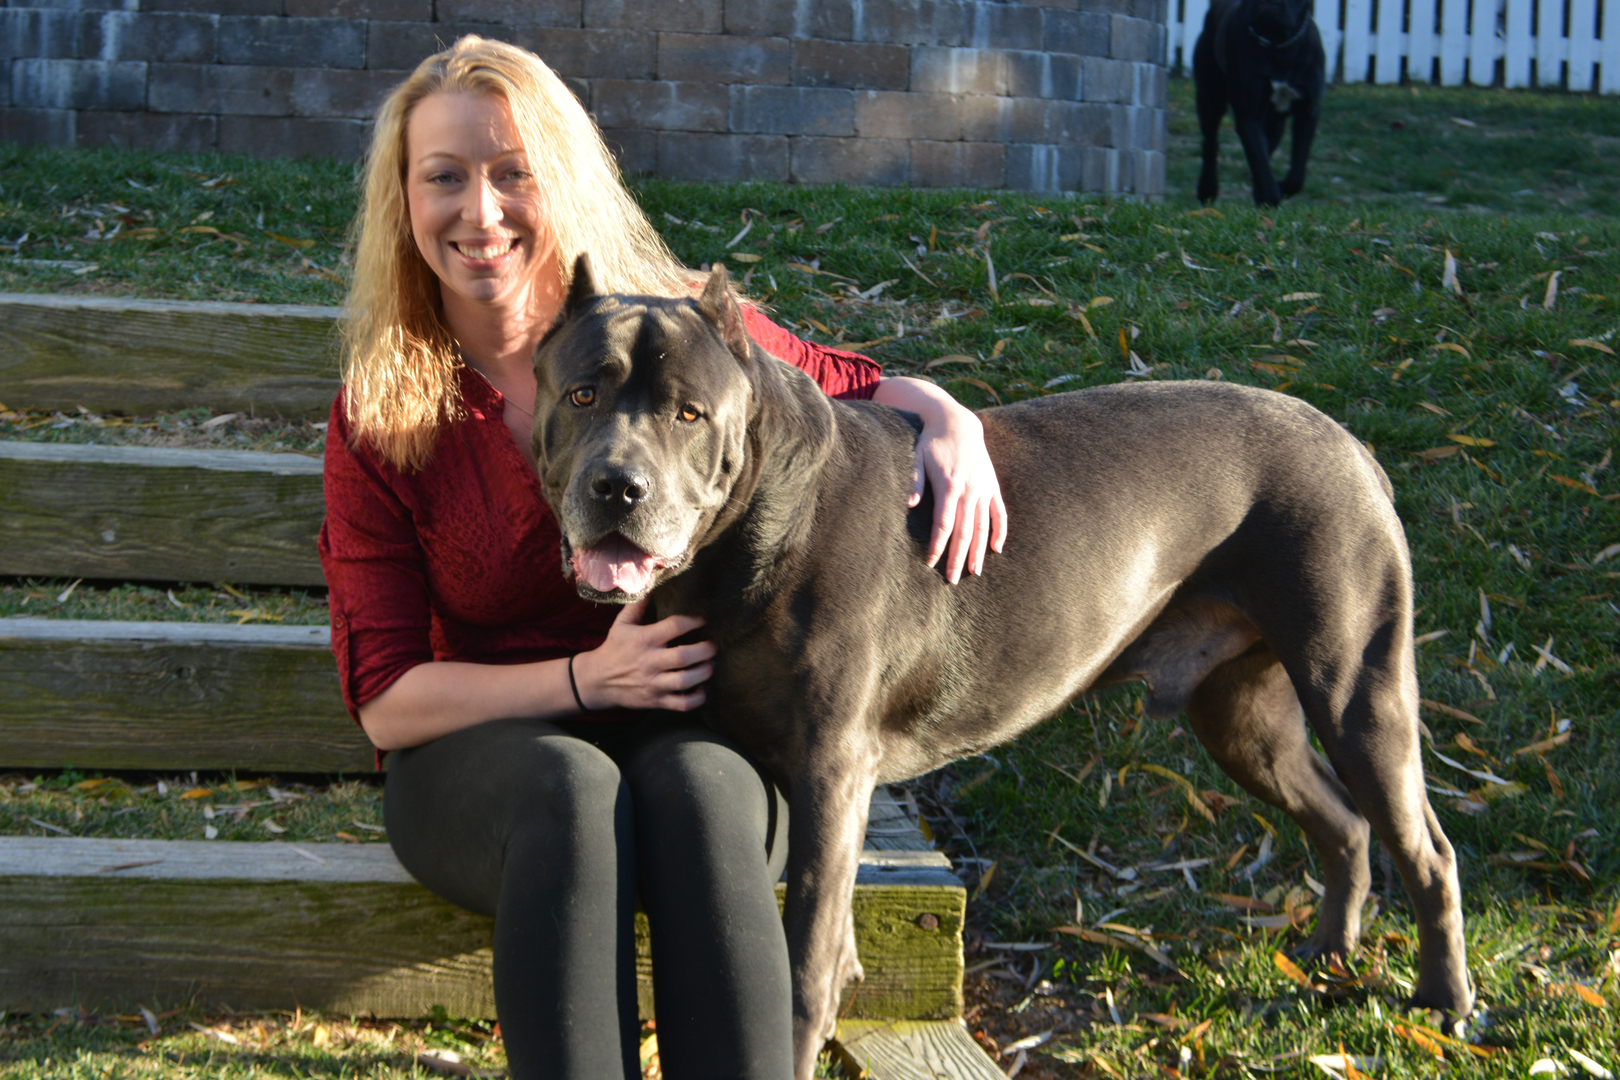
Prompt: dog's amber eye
<box><xmin>570</xmin><ymin>387</ymin><xmax>595</xmax><ymax>407</ymax></box>
<box><xmin>678</xmin><ymin>406</ymin><xmax>701</xmax><ymax>423</ymax></box>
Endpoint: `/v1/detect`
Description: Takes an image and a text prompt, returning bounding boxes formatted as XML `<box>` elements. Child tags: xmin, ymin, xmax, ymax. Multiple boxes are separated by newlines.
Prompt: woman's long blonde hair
<box><xmin>343</xmin><ymin>35</ymin><xmax>692</xmax><ymax>471</ymax></box>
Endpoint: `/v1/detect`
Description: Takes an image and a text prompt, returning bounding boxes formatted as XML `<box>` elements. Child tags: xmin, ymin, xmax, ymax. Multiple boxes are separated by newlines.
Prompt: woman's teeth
<box><xmin>457</xmin><ymin>240</ymin><xmax>512</xmax><ymax>260</ymax></box>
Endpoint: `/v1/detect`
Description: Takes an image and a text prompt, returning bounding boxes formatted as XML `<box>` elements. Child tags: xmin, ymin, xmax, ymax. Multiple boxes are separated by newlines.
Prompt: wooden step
<box><xmin>0</xmin><ymin>837</ymin><xmax>964</xmax><ymax>1023</ymax></box>
<box><xmin>0</xmin><ymin>442</ymin><xmax>326</xmax><ymax>587</ymax></box>
<box><xmin>834</xmin><ymin>1020</ymin><xmax>1005</xmax><ymax>1080</ymax></box>
<box><xmin>0</xmin><ymin>618</ymin><xmax>368</xmax><ymax>773</ymax></box>
<box><xmin>0</xmin><ymin>293</ymin><xmax>340</xmax><ymax>419</ymax></box>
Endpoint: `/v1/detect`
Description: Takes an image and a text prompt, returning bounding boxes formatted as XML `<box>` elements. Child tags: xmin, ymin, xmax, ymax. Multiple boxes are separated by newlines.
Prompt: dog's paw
<box><xmin>1280</xmin><ymin>177</ymin><xmax>1305</xmax><ymax>197</ymax></box>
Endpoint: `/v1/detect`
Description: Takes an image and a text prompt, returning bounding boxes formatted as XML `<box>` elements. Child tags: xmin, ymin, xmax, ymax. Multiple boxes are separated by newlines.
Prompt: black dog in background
<box><xmin>1194</xmin><ymin>0</ymin><xmax>1325</xmax><ymax>205</ymax></box>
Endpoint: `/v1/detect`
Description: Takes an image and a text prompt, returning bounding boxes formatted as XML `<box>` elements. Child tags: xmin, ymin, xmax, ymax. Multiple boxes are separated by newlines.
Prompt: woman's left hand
<box><xmin>871</xmin><ymin>376</ymin><xmax>1008</xmax><ymax>583</ymax></box>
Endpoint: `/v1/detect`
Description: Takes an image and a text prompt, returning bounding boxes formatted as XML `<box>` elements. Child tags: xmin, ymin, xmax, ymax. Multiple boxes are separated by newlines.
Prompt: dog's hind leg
<box><xmin>1263</xmin><ymin>108</ymin><xmax>1288</xmax><ymax>159</ymax></box>
<box><xmin>1185</xmin><ymin>649</ymin><xmax>1372</xmax><ymax>963</ymax></box>
<box><xmin>1288</xmin><ymin>639</ymin><xmax>1473</xmax><ymax>1024</ymax></box>
<box><xmin>1279</xmin><ymin>93</ymin><xmax>1320</xmax><ymax>197</ymax></box>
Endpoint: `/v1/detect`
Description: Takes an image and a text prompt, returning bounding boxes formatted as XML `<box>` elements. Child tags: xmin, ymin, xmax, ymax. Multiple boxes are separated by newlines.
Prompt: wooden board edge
<box><xmin>833</xmin><ymin>1020</ymin><xmax>1005</xmax><ymax>1080</ymax></box>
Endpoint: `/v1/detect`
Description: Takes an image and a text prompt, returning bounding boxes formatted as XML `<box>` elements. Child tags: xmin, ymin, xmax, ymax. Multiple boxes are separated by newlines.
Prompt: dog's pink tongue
<box><xmin>573</xmin><ymin>535</ymin><xmax>661</xmax><ymax>594</ymax></box>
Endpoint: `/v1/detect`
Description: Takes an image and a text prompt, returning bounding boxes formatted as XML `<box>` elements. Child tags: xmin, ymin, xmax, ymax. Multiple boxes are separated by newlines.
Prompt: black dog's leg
<box><xmin>1279</xmin><ymin>95</ymin><xmax>1319</xmax><ymax>197</ymax></box>
<box><xmin>1185</xmin><ymin>649</ymin><xmax>1372</xmax><ymax>962</ymax></box>
<box><xmin>1234</xmin><ymin>116</ymin><xmax>1284</xmax><ymax>206</ymax></box>
<box><xmin>1193</xmin><ymin>35</ymin><xmax>1227</xmax><ymax>203</ymax></box>
<box><xmin>1263</xmin><ymin>108</ymin><xmax>1287</xmax><ymax>157</ymax></box>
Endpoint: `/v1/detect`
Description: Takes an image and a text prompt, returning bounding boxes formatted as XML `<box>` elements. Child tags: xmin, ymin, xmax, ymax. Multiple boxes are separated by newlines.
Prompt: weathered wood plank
<box><xmin>0</xmin><ymin>838</ymin><xmax>963</xmax><ymax>1022</ymax></box>
<box><xmin>0</xmin><ymin>619</ymin><xmax>369</xmax><ymax>773</ymax></box>
<box><xmin>834</xmin><ymin>1020</ymin><xmax>1005</xmax><ymax>1080</ymax></box>
<box><xmin>0</xmin><ymin>443</ymin><xmax>326</xmax><ymax>587</ymax></box>
<box><xmin>0</xmin><ymin>293</ymin><xmax>340</xmax><ymax>419</ymax></box>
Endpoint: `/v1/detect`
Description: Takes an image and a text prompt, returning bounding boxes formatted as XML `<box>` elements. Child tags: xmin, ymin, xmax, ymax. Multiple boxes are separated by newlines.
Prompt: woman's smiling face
<box><xmin>405</xmin><ymin>91</ymin><xmax>556</xmax><ymax>312</ymax></box>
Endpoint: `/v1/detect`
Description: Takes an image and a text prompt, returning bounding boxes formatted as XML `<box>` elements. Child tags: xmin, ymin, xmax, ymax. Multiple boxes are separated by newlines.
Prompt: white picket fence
<box><xmin>1169</xmin><ymin>0</ymin><xmax>1619</xmax><ymax>92</ymax></box>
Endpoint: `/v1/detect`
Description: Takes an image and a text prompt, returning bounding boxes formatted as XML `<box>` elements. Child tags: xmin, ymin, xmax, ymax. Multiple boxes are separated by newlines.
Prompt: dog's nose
<box><xmin>589</xmin><ymin>466</ymin><xmax>651</xmax><ymax>507</ymax></box>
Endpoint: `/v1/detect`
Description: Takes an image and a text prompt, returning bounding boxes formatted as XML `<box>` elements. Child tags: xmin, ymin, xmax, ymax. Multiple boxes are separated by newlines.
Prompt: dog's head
<box><xmin>1248</xmin><ymin>0</ymin><xmax>1312</xmax><ymax>45</ymax></box>
<box><xmin>530</xmin><ymin>254</ymin><xmax>757</xmax><ymax>603</ymax></box>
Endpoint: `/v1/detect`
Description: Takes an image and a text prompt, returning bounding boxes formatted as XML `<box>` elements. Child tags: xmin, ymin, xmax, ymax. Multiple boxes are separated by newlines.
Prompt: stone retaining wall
<box><xmin>0</xmin><ymin>0</ymin><xmax>1167</xmax><ymax>194</ymax></box>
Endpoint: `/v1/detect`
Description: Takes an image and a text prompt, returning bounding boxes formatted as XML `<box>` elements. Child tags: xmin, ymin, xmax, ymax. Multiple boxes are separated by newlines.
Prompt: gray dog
<box><xmin>531</xmin><ymin>258</ymin><xmax>1473</xmax><ymax>1079</ymax></box>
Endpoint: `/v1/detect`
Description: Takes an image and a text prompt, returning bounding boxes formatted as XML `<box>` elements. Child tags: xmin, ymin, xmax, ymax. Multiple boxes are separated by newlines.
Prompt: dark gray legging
<box><xmin>384</xmin><ymin>713</ymin><xmax>792</xmax><ymax>1080</ymax></box>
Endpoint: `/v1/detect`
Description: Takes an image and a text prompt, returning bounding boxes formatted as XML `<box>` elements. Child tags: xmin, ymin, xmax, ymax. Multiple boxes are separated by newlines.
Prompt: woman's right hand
<box><xmin>572</xmin><ymin>598</ymin><xmax>715</xmax><ymax>712</ymax></box>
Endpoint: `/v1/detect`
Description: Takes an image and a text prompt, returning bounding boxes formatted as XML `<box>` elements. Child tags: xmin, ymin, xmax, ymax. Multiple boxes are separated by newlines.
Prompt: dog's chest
<box><xmin>1270</xmin><ymin>79</ymin><xmax>1301</xmax><ymax>112</ymax></box>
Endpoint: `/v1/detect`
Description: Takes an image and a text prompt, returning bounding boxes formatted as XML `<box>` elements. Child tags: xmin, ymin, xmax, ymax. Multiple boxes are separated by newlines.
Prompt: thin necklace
<box><xmin>464</xmin><ymin>355</ymin><xmax>534</xmax><ymax>419</ymax></box>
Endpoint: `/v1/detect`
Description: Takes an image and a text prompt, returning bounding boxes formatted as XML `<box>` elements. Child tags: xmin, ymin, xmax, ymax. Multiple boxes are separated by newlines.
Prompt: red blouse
<box><xmin>319</xmin><ymin>307</ymin><xmax>882</xmax><ymax>730</ymax></box>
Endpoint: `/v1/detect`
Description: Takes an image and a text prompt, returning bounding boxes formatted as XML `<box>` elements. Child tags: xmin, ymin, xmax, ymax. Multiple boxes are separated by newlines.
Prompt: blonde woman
<box><xmin>320</xmin><ymin>36</ymin><xmax>1006</xmax><ymax>1079</ymax></box>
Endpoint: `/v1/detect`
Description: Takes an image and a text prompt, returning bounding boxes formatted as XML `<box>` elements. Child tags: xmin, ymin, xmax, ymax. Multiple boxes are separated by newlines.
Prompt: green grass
<box><xmin>0</xmin><ymin>771</ymin><xmax>382</xmax><ymax>845</ymax></box>
<box><xmin>1</xmin><ymin>80</ymin><xmax>1618</xmax><ymax>1078</ymax></box>
<box><xmin>1167</xmin><ymin>79</ymin><xmax>1620</xmax><ymax>215</ymax></box>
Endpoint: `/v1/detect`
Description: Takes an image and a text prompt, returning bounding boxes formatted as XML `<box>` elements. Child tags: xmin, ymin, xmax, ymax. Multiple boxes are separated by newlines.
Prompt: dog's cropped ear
<box><xmin>564</xmin><ymin>252</ymin><xmax>599</xmax><ymax>317</ymax></box>
<box><xmin>697</xmin><ymin>263</ymin><xmax>751</xmax><ymax>362</ymax></box>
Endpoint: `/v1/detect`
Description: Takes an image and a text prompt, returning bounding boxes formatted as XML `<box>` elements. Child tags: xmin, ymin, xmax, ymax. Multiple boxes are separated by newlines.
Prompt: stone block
<box><xmin>909</xmin><ymin>139</ymin><xmax>1004</xmax><ymax>187</ymax></box>
<box><xmin>139</xmin><ymin>0</ymin><xmax>280</xmax><ymax>14</ymax></box>
<box><xmin>0</xmin><ymin>9</ymin><xmax>81</xmax><ymax>62</ymax></box>
<box><xmin>729</xmin><ymin>84</ymin><xmax>852</xmax><ymax>136</ymax></box>
<box><xmin>1006</xmin><ymin>49</ymin><xmax>1080</xmax><ymax>98</ymax></box>
<box><xmin>79</xmin><ymin>12</ymin><xmax>215</xmax><ymax>64</ymax></box>
<box><xmin>518</xmin><ymin>27</ymin><xmax>656</xmax><ymax>79</ymax></box>
<box><xmin>291</xmin><ymin>68</ymin><xmax>408</xmax><ymax>119</ymax></box>
<box><xmin>852</xmin><ymin>0</ymin><xmax>967</xmax><ymax>46</ymax></box>
<box><xmin>562</xmin><ymin>75</ymin><xmax>588</xmax><ymax>105</ymax></box>
<box><xmin>218</xmin><ymin>17</ymin><xmax>366</xmax><ymax>69</ymax></box>
<box><xmin>965</xmin><ymin>1</ymin><xmax>1043</xmax><ymax>49</ymax></box>
<box><xmin>791</xmin><ymin>39</ymin><xmax>906</xmax><ymax>90</ymax></box>
<box><xmin>1004</xmin><ymin>142</ymin><xmax>1082</xmax><ymax>191</ymax></box>
<box><xmin>1078</xmin><ymin>144</ymin><xmax>1118</xmax><ymax>191</ymax></box>
<box><xmin>910</xmin><ymin>46</ymin><xmax>1004</xmax><ymax>94</ymax></box>
<box><xmin>659</xmin><ymin>31</ymin><xmax>789</xmax><ymax>84</ymax></box>
<box><xmin>11</xmin><ymin>59</ymin><xmax>144</xmax><ymax>110</ymax></box>
<box><xmin>149</xmin><ymin>62</ymin><xmax>292</xmax><ymax>116</ymax></box>
<box><xmin>1117</xmin><ymin>103</ymin><xmax>1163</xmax><ymax>150</ymax></box>
<box><xmin>6</xmin><ymin>0</ymin><xmax>130</xmax><ymax>10</ymax></box>
<box><xmin>1044</xmin><ymin>99</ymin><xmax>1110</xmax><ymax>145</ymax></box>
<box><xmin>0</xmin><ymin>106</ymin><xmax>74</xmax><ymax>145</ymax></box>
<box><xmin>584</xmin><ymin>0</ymin><xmax>721</xmax><ymax>34</ymax></box>
<box><xmin>76</xmin><ymin>108</ymin><xmax>215</xmax><ymax>150</ymax></box>
<box><xmin>1043</xmin><ymin>9</ymin><xmax>1110</xmax><ymax>56</ymax></box>
<box><xmin>436</xmin><ymin>0</ymin><xmax>580</xmax><ymax>27</ymax></box>
<box><xmin>602</xmin><ymin>126</ymin><xmax>657</xmax><ymax>173</ymax></box>
<box><xmin>286</xmin><ymin>0</ymin><xmax>432</xmax><ymax>18</ymax></box>
<box><xmin>1135</xmin><ymin>61</ymin><xmax>1167</xmax><ymax>107</ymax></box>
<box><xmin>789</xmin><ymin>135</ymin><xmax>908</xmax><ymax>185</ymax></box>
<box><xmin>1137</xmin><ymin>148</ymin><xmax>1165</xmax><ymax>196</ymax></box>
<box><xmin>853</xmin><ymin>89</ymin><xmax>959</xmax><ymax>140</ymax></box>
<box><xmin>724</xmin><ymin>0</ymin><xmax>850</xmax><ymax>41</ymax></box>
<box><xmin>959</xmin><ymin>94</ymin><xmax>1044</xmax><ymax>143</ymax></box>
<box><xmin>367</xmin><ymin>21</ymin><xmax>518</xmax><ymax>72</ymax></box>
<box><xmin>1109</xmin><ymin>14</ymin><xmax>1158</xmax><ymax>62</ymax></box>
<box><xmin>657</xmin><ymin>130</ymin><xmax>788</xmax><ymax>180</ymax></box>
<box><xmin>591</xmin><ymin>78</ymin><xmax>727</xmax><ymax>131</ymax></box>
<box><xmin>218</xmin><ymin>115</ymin><xmax>368</xmax><ymax>158</ymax></box>
<box><xmin>1080</xmin><ymin>55</ymin><xmax>1132</xmax><ymax>102</ymax></box>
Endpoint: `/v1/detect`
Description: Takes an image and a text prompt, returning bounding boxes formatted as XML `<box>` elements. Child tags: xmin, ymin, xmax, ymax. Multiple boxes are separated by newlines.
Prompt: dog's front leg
<box><xmin>1234</xmin><ymin>115</ymin><xmax>1284</xmax><ymax>205</ymax></box>
<box><xmin>783</xmin><ymin>744</ymin><xmax>880</xmax><ymax>1080</ymax></box>
<box><xmin>1279</xmin><ymin>94</ymin><xmax>1320</xmax><ymax>197</ymax></box>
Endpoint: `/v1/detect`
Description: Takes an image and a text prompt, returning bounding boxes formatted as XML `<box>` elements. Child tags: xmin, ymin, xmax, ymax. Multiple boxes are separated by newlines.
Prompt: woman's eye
<box><xmin>570</xmin><ymin>388</ymin><xmax>596</xmax><ymax>407</ymax></box>
<box><xmin>678</xmin><ymin>406</ymin><xmax>700</xmax><ymax>423</ymax></box>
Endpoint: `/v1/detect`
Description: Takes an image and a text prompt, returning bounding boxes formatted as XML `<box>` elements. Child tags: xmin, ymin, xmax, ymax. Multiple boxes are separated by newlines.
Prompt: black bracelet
<box><xmin>567</xmin><ymin>654</ymin><xmax>591</xmax><ymax>713</ymax></box>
